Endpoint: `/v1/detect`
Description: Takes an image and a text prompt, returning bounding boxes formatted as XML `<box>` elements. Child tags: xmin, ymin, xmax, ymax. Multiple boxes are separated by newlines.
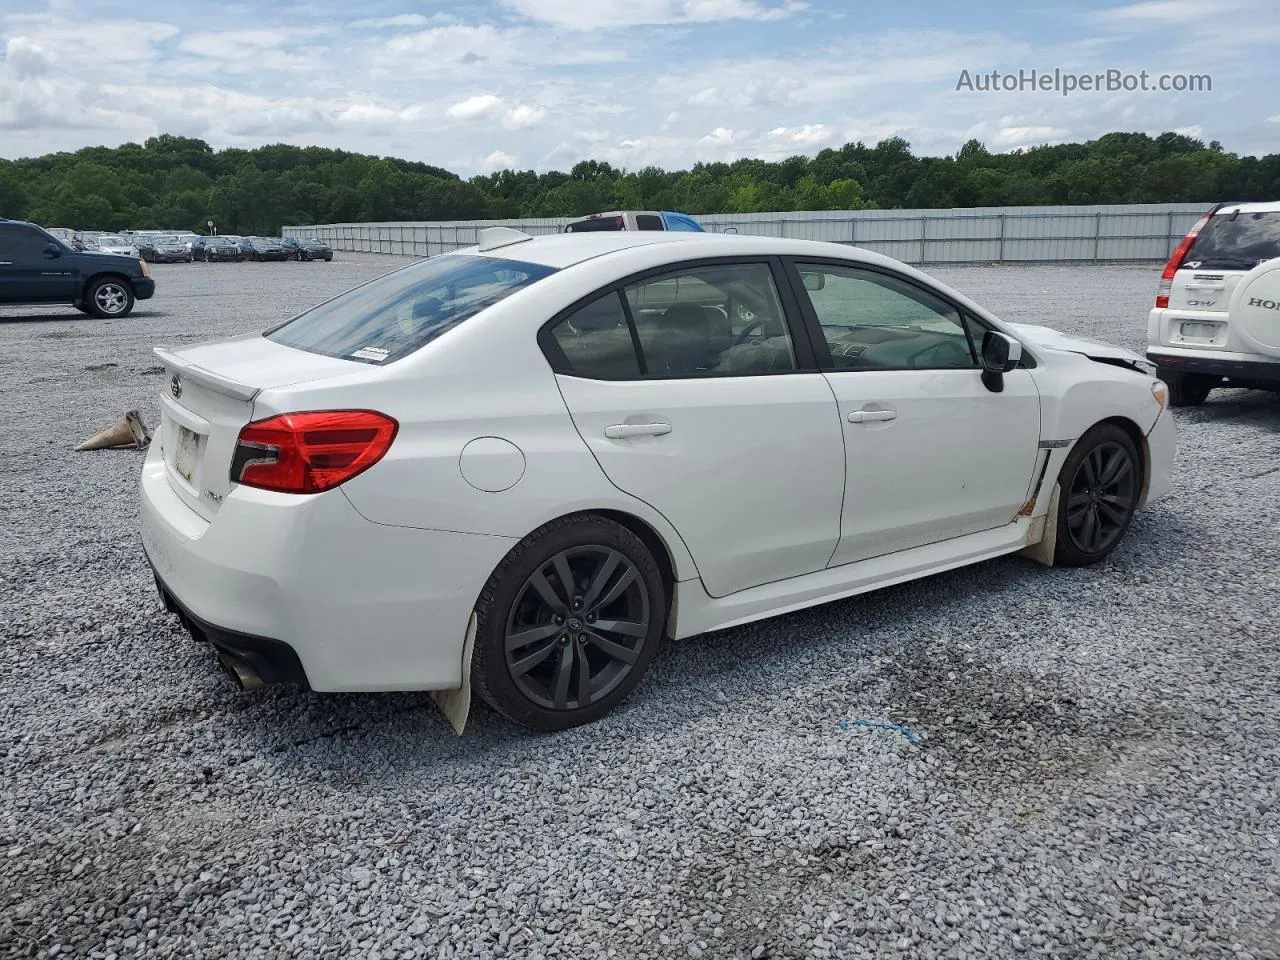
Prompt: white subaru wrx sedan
<box><xmin>140</xmin><ymin>230</ymin><xmax>1175</xmax><ymax>731</ymax></box>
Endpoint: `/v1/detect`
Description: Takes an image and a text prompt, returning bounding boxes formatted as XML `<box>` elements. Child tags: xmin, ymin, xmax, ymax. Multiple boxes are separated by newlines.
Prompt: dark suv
<box><xmin>0</xmin><ymin>219</ymin><xmax>155</xmax><ymax>318</ymax></box>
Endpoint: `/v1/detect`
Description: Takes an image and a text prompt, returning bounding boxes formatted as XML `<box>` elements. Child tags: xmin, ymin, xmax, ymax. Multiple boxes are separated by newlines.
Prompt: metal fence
<box><xmin>285</xmin><ymin>202</ymin><xmax>1212</xmax><ymax>264</ymax></box>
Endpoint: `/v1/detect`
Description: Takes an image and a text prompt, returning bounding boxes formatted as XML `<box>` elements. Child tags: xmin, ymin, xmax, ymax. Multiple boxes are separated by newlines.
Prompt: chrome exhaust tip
<box><xmin>218</xmin><ymin>653</ymin><xmax>265</xmax><ymax>692</ymax></box>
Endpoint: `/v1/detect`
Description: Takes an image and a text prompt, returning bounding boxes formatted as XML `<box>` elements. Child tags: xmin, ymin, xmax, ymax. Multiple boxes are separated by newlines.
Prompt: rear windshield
<box><xmin>1185</xmin><ymin>210</ymin><xmax>1280</xmax><ymax>270</ymax></box>
<box><xmin>267</xmin><ymin>254</ymin><xmax>559</xmax><ymax>364</ymax></box>
<box><xmin>566</xmin><ymin>216</ymin><xmax>625</xmax><ymax>232</ymax></box>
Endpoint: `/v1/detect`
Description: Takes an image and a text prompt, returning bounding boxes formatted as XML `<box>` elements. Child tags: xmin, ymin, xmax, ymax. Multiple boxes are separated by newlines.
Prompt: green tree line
<box><xmin>1</xmin><ymin>131</ymin><xmax>1277</xmax><ymax>236</ymax></box>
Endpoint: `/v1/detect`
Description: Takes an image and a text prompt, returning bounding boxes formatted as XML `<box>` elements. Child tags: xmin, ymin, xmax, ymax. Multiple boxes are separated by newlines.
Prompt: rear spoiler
<box><xmin>153</xmin><ymin>346</ymin><xmax>260</xmax><ymax>402</ymax></box>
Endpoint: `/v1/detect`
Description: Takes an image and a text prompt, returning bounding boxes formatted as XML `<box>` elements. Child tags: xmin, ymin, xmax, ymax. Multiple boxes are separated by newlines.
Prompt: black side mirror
<box><xmin>980</xmin><ymin>331</ymin><xmax>1022</xmax><ymax>392</ymax></box>
<box><xmin>43</xmin><ymin>242</ymin><xmax>63</xmax><ymax>259</ymax></box>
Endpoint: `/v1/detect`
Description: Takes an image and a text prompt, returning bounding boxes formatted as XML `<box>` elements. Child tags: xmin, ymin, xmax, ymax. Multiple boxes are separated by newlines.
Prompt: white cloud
<box><xmin>447</xmin><ymin>94</ymin><xmax>503</xmax><ymax>120</ymax></box>
<box><xmin>1089</xmin><ymin>0</ymin><xmax>1242</xmax><ymax>26</ymax></box>
<box><xmin>447</xmin><ymin>95</ymin><xmax>545</xmax><ymax>129</ymax></box>
<box><xmin>501</xmin><ymin>0</ymin><xmax>805</xmax><ymax>29</ymax></box>
<box><xmin>992</xmin><ymin>125</ymin><xmax>1070</xmax><ymax>147</ymax></box>
<box><xmin>351</xmin><ymin>13</ymin><xmax>434</xmax><ymax>28</ymax></box>
<box><xmin>687</xmin><ymin>87</ymin><xmax>718</xmax><ymax>105</ymax></box>
<box><xmin>483</xmin><ymin>149</ymin><xmax>518</xmax><ymax>169</ymax></box>
<box><xmin>177</xmin><ymin>28</ymin><xmax>320</xmax><ymax>74</ymax></box>
<box><xmin>503</xmin><ymin>104</ymin><xmax>546</xmax><ymax>129</ymax></box>
<box><xmin>768</xmin><ymin>123</ymin><xmax>834</xmax><ymax>145</ymax></box>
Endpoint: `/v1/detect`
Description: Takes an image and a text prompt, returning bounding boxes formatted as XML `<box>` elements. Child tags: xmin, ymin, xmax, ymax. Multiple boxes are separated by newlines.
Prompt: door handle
<box><xmin>848</xmin><ymin>409</ymin><xmax>897</xmax><ymax>423</ymax></box>
<box><xmin>605</xmin><ymin>422</ymin><xmax>672</xmax><ymax>439</ymax></box>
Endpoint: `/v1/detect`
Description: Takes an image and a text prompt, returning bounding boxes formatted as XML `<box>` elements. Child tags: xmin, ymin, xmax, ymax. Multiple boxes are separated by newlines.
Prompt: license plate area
<box><xmin>1178</xmin><ymin>320</ymin><xmax>1223</xmax><ymax>344</ymax></box>
<box><xmin>165</xmin><ymin>421</ymin><xmax>205</xmax><ymax>487</ymax></box>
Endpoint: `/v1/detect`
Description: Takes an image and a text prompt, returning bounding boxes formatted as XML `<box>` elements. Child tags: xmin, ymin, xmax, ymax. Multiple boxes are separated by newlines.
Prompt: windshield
<box><xmin>267</xmin><ymin>254</ymin><xmax>559</xmax><ymax>364</ymax></box>
<box><xmin>1185</xmin><ymin>210</ymin><xmax>1280</xmax><ymax>270</ymax></box>
<box><xmin>97</xmin><ymin>236</ymin><xmax>129</xmax><ymax>245</ymax></box>
<box><xmin>154</xmin><ymin>236</ymin><xmax>181</xmax><ymax>244</ymax></box>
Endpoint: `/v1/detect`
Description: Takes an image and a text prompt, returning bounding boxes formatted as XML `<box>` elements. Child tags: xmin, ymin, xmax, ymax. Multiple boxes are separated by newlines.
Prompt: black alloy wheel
<box><xmin>1054</xmin><ymin>423</ymin><xmax>1141</xmax><ymax>565</ymax></box>
<box><xmin>473</xmin><ymin>515</ymin><xmax>666</xmax><ymax>730</ymax></box>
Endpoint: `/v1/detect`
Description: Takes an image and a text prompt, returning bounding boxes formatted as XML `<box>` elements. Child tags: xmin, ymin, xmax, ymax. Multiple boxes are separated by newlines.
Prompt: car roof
<box><xmin>456</xmin><ymin>230</ymin><xmax>905</xmax><ymax>272</ymax></box>
<box><xmin>1213</xmin><ymin>201</ymin><xmax>1280</xmax><ymax>216</ymax></box>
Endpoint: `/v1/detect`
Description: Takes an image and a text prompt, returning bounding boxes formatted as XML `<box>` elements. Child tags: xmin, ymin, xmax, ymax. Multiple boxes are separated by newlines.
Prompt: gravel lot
<box><xmin>2</xmin><ymin>254</ymin><xmax>1277</xmax><ymax>959</ymax></box>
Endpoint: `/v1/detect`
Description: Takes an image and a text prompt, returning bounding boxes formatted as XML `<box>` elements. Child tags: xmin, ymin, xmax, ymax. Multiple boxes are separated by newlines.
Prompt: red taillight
<box><xmin>231</xmin><ymin>410</ymin><xmax>398</xmax><ymax>494</ymax></box>
<box><xmin>1156</xmin><ymin>212</ymin><xmax>1212</xmax><ymax>308</ymax></box>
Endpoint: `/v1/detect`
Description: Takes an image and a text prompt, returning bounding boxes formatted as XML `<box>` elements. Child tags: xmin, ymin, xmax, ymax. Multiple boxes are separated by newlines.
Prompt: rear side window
<box><xmin>549</xmin><ymin>292</ymin><xmax>641</xmax><ymax>378</ymax></box>
<box><xmin>1185</xmin><ymin>211</ymin><xmax>1280</xmax><ymax>270</ymax></box>
<box><xmin>268</xmin><ymin>254</ymin><xmax>558</xmax><ymax>364</ymax></box>
<box><xmin>635</xmin><ymin>214</ymin><xmax>664</xmax><ymax>231</ymax></box>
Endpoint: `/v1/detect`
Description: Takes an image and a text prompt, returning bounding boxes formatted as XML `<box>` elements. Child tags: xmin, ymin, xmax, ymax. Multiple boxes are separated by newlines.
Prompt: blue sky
<box><xmin>1</xmin><ymin>0</ymin><xmax>1276</xmax><ymax>174</ymax></box>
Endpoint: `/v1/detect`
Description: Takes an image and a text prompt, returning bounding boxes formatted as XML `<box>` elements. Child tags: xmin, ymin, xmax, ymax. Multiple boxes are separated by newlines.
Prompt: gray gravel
<box><xmin>2</xmin><ymin>256</ymin><xmax>1278</xmax><ymax>959</ymax></box>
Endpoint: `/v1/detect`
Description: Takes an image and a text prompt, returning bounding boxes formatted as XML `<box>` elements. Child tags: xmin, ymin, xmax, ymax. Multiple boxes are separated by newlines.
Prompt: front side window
<box><xmin>268</xmin><ymin>254</ymin><xmax>558</xmax><ymax>364</ymax></box>
<box><xmin>796</xmin><ymin>263</ymin><xmax>977</xmax><ymax>371</ymax></box>
<box><xmin>625</xmin><ymin>262</ymin><xmax>796</xmax><ymax>376</ymax></box>
<box><xmin>0</xmin><ymin>225</ymin><xmax>59</xmax><ymax>261</ymax></box>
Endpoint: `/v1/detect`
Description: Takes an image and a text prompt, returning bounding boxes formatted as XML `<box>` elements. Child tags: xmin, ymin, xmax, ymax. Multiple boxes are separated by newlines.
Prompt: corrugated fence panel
<box><xmin>284</xmin><ymin>202</ymin><xmax>1217</xmax><ymax>264</ymax></box>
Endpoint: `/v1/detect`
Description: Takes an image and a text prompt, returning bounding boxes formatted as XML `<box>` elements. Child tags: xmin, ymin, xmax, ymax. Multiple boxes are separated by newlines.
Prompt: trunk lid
<box><xmin>153</xmin><ymin>334</ymin><xmax>362</xmax><ymax>520</ymax></box>
<box><xmin>1166</xmin><ymin>268</ymin><xmax>1243</xmax><ymax>315</ymax></box>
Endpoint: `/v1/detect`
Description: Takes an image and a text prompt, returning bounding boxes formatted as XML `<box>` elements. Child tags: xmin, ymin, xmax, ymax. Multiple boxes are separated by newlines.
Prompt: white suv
<box><xmin>1147</xmin><ymin>200</ymin><xmax>1280</xmax><ymax>405</ymax></box>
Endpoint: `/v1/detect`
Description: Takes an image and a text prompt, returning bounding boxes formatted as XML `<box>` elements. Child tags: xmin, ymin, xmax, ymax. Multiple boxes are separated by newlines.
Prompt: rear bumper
<box><xmin>138</xmin><ymin>444</ymin><xmax>515</xmax><ymax>691</ymax></box>
<box><xmin>151</xmin><ymin>569</ymin><xmax>310</xmax><ymax>687</ymax></box>
<box><xmin>1147</xmin><ymin>350</ymin><xmax>1280</xmax><ymax>385</ymax></box>
<box><xmin>133</xmin><ymin>278</ymin><xmax>156</xmax><ymax>300</ymax></box>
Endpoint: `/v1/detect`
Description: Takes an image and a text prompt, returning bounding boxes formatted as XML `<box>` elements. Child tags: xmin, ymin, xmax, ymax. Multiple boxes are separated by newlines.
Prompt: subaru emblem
<box><xmin>170</xmin><ymin>375</ymin><xmax>182</xmax><ymax>399</ymax></box>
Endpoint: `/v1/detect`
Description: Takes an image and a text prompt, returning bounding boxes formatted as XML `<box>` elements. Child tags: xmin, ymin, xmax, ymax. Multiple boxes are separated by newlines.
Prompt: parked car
<box><xmin>136</xmin><ymin>234</ymin><xmax>193</xmax><ymax>263</ymax></box>
<box><xmin>0</xmin><ymin>219</ymin><xmax>154</xmax><ymax>317</ymax></box>
<box><xmin>565</xmin><ymin>210</ymin><xmax>705</xmax><ymax>233</ymax></box>
<box><xmin>295</xmin><ymin>237</ymin><xmax>334</xmax><ymax>262</ymax></box>
<box><xmin>1147</xmin><ymin>200</ymin><xmax>1280</xmax><ymax>405</ymax></box>
<box><xmin>142</xmin><ymin>229</ymin><xmax>1174</xmax><ymax>731</ymax></box>
<box><xmin>244</xmin><ymin>236</ymin><xmax>287</xmax><ymax>261</ymax></box>
<box><xmin>192</xmin><ymin>236</ymin><xmax>245</xmax><ymax>262</ymax></box>
<box><xmin>93</xmin><ymin>234</ymin><xmax>139</xmax><ymax>256</ymax></box>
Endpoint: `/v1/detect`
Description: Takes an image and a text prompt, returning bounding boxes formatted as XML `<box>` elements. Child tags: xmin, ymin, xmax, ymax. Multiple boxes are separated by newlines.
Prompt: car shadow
<box><xmin>173</xmin><ymin>505</ymin><xmax>1211</xmax><ymax>782</ymax></box>
<box><xmin>0</xmin><ymin>309</ymin><xmax>165</xmax><ymax>324</ymax></box>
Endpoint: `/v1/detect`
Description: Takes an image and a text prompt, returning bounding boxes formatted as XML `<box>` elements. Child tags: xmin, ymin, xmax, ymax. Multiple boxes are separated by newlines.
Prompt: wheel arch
<box><xmin>83</xmin><ymin>271</ymin><xmax>136</xmax><ymax>293</ymax></box>
<box><xmin>592</xmin><ymin>508</ymin><xmax>679</xmax><ymax>631</ymax></box>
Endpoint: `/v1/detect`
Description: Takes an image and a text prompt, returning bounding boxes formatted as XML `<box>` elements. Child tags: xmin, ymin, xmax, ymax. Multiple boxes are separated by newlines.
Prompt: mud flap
<box><xmin>1018</xmin><ymin>483</ymin><xmax>1060</xmax><ymax>567</ymax></box>
<box><xmin>430</xmin><ymin>613</ymin><xmax>476</xmax><ymax>735</ymax></box>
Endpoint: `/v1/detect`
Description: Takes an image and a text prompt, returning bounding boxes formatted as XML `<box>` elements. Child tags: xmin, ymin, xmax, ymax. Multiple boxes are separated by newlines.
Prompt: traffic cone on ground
<box><xmin>76</xmin><ymin>410</ymin><xmax>151</xmax><ymax>451</ymax></box>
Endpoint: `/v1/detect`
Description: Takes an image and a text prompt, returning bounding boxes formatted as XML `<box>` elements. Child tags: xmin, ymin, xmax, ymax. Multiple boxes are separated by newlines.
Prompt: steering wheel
<box><xmin>906</xmin><ymin>339</ymin><xmax>972</xmax><ymax>369</ymax></box>
<box><xmin>733</xmin><ymin>316</ymin><xmax>771</xmax><ymax>346</ymax></box>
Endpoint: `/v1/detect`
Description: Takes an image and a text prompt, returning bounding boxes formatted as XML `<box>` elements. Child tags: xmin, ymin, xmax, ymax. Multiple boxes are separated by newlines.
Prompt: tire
<box><xmin>1162</xmin><ymin>370</ymin><xmax>1215</xmax><ymax>407</ymax></box>
<box><xmin>472</xmin><ymin>514</ymin><xmax>667</xmax><ymax>731</ymax></box>
<box><xmin>84</xmin><ymin>277</ymin><xmax>135</xmax><ymax>319</ymax></box>
<box><xmin>324</xmin><ymin>254</ymin><xmax>332</xmax><ymax>262</ymax></box>
<box><xmin>1053</xmin><ymin>423</ymin><xmax>1141</xmax><ymax>567</ymax></box>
